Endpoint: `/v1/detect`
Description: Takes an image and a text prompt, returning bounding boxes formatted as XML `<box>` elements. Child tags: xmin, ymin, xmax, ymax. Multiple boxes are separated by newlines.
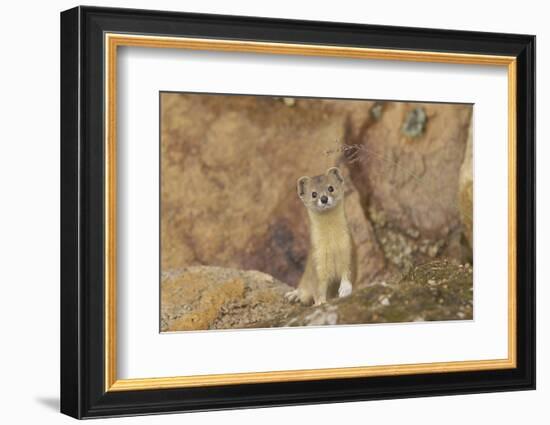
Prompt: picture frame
<box><xmin>60</xmin><ymin>5</ymin><xmax>535</xmax><ymax>419</ymax></box>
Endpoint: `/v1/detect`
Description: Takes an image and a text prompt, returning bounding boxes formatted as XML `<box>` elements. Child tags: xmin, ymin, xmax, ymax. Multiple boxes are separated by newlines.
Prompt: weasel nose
<box><xmin>321</xmin><ymin>195</ymin><xmax>328</xmax><ymax>204</ymax></box>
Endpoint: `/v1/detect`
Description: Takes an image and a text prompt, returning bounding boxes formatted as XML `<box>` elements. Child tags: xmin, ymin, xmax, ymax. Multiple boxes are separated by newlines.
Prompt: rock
<box><xmin>343</xmin><ymin>101</ymin><xmax>473</xmax><ymax>271</ymax></box>
<box><xmin>369</xmin><ymin>102</ymin><xmax>384</xmax><ymax>121</ymax></box>
<box><xmin>341</xmin><ymin>170</ymin><xmax>386</xmax><ymax>285</ymax></box>
<box><xmin>161</xmin><ymin>94</ymin><xmax>473</xmax><ymax>288</ymax></box>
<box><xmin>161</xmin><ymin>266</ymin><xmax>300</xmax><ymax>332</ymax></box>
<box><xmin>401</xmin><ymin>107</ymin><xmax>427</xmax><ymax>138</ymax></box>
<box><xmin>262</xmin><ymin>260</ymin><xmax>473</xmax><ymax>328</ymax></box>
<box><xmin>161</xmin><ymin>262</ymin><xmax>472</xmax><ymax>332</ymax></box>
<box><xmin>459</xmin><ymin>121</ymin><xmax>474</xmax><ymax>252</ymax></box>
<box><xmin>282</xmin><ymin>97</ymin><xmax>296</xmax><ymax>107</ymax></box>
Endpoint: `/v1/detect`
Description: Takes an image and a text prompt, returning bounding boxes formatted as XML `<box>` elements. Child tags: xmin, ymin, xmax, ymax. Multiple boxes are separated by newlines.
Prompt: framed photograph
<box><xmin>60</xmin><ymin>6</ymin><xmax>535</xmax><ymax>419</ymax></box>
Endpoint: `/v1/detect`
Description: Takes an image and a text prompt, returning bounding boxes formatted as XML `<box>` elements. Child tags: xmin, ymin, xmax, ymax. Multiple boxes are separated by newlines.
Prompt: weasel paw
<box><xmin>338</xmin><ymin>280</ymin><xmax>353</xmax><ymax>298</ymax></box>
<box><xmin>285</xmin><ymin>289</ymin><xmax>300</xmax><ymax>303</ymax></box>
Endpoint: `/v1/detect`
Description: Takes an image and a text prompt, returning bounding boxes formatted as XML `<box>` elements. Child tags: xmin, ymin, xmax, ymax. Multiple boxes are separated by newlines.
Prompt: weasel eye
<box><xmin>312</xmin><ymin>192</ymin><xmax>317</xmax><ymax>198</ymax></box>
<box><xmin>328</xmin><ymin>186</ymin><xmax>334</xmax><ymax>192</ymax></box>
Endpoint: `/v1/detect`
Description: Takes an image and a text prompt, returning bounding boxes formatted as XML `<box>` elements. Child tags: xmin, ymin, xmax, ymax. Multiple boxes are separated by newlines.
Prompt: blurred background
<box><xmin>160</xmin><ymin>93</ymin><xmax>474</xmax><ymax>331</ymax></box>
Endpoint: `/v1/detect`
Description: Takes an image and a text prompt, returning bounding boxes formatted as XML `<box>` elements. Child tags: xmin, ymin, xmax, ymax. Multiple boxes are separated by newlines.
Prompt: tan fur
<box><xmin>286</xmin><ymin>167</ymin><xmax>356</xmax><ymax>306</ymax></box>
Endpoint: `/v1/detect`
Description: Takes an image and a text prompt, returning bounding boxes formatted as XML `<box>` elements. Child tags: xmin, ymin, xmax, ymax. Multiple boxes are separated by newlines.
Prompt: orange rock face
<box><xmin>160</xmin><ymin>93</ymin><xmax>472</xmax><ymax>289</ymax></box>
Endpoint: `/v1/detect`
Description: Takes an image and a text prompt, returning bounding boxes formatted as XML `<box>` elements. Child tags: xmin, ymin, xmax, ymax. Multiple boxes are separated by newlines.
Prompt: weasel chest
<box><xmin>312</xmin><ymin>227</ymin><xmax>351</xmax><ymax>282</ymax></box>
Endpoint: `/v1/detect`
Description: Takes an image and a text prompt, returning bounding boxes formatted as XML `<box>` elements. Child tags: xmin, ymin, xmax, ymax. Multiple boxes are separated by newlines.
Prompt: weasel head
<box><xmin>297</xmin><ymin>167</ymin><xmax>345</xmax><ymax>214</ymax></box>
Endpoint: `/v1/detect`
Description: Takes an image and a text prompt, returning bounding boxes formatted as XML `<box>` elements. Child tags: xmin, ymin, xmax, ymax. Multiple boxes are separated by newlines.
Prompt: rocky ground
<box><xmin>161</xmin><ymin>266</ymin><xmax>295</xmax><ymax>331</ymax></box>
<box><xmin>161</xmin><ymin>261</ymin><xmax>472</xmax><ymax>332</ymax></box>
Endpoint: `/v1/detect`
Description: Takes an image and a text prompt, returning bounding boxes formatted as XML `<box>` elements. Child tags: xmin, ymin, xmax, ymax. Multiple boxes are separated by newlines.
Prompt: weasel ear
<box><xmin>297</xmin><ymin>176</ymin><xmax>310</xmax><ymax>199</ymax></box>
<box><xmin>326</xmin><ymin>167</ymin><xmax>344</xmax><ymax>184</ymax></box>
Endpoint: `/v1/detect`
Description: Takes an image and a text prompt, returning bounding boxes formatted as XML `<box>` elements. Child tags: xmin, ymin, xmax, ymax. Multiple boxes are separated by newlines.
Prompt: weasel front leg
<box><xmin>285</xmin><ymin>288</ymin><xmax>314</xmax><ymax>305</ymax></box>
<box><xmin>338</xmin><ymin>272</ymin><xmax>353</xmax><ymax>298</ymax></box>
<box><xmin>287</xmin><ymin>252</ymin><xmax>316</xmax><ymax>305</ymax></box>
<box><xmin>313</xmin><ymin>279</ymin><xmax>329</xmax><ymax>306</ymax></box>
<box><xmin>284</xmin><ymin>289</ymin><xmax>300</xmax><ymax>303</ymax></box>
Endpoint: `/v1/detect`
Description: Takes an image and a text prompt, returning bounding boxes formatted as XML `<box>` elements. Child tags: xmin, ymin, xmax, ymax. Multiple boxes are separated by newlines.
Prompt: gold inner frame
<box><xmin>104</xmin><ymin>33</ymin><xmax>517</xmax><ymax>392</ymax></box>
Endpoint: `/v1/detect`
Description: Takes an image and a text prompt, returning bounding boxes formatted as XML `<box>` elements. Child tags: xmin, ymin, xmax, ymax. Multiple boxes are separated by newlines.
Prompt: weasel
<box><xmin>286</xmin><ymin>167</ymin><xmax>356</xmax><ymax>306</ymax></box>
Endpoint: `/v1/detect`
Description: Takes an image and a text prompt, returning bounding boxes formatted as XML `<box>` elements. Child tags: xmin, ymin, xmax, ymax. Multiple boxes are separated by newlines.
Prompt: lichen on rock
<box><xmin>161</xmin><ymin>266</ymin><xmax>301</xmax><ymax>332</ymax></box>
<box><xmin>161</xmin><ymin>261</ymin><xmax>472</xmax><ymax>332</ymax></box>
<box><xmin>401</xmin><ymin>107</ymin><xmax>427</xmax><ymax>138</ymax></box>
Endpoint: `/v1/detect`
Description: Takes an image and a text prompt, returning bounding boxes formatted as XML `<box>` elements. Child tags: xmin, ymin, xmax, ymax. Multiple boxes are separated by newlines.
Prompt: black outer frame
<box><xmin>60</xmin><ymin>5</ymin><xmax>535</xmax><ymax>419</ymax></box>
